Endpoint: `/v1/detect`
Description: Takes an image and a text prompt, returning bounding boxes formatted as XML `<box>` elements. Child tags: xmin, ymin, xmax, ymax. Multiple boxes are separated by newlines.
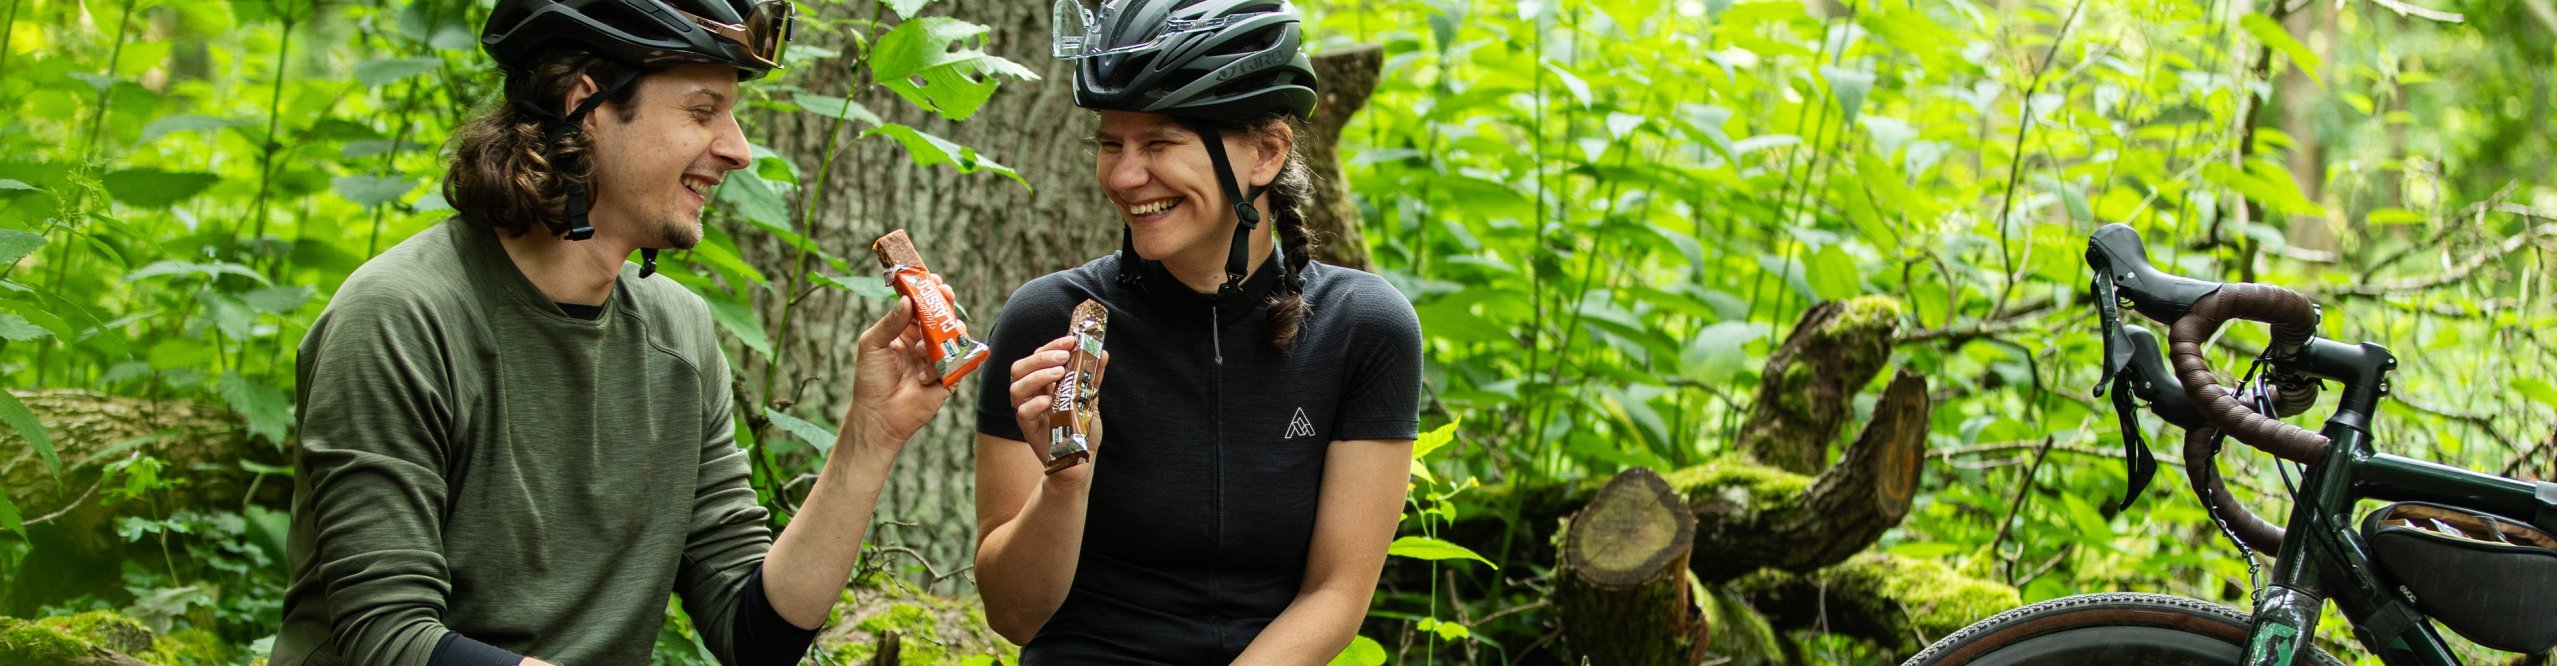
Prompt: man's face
<box><xmin>585</xmin><ymin>64</ymin><xmax>751</xmax><ymax>251</ymax></box>
<box><xmin>1092</xmin><ymin>110</ymin><xmax>1273</xmax><ymax>270</ymax></box>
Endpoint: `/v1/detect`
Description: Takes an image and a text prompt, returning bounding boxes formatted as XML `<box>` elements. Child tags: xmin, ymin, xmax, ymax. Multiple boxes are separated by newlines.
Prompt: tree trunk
<box><xmin>1556</xmin><ymin>468</ymin><xmax>1707</xmax><ymax>666</ymax></box>
<box><xmin>1304</xmin><ymin>45</ymin><xmax>1381</xmax><ymax>270</ymax></box>
<box><xmin>740</xmin><ymin>2</ymin><xmax>1386</xmax><ymax>588</ymax></box>
<box><xmin>742</xmin><ymin>0</ymin><xmax>1113</xmax><ymax>586</ymax></box>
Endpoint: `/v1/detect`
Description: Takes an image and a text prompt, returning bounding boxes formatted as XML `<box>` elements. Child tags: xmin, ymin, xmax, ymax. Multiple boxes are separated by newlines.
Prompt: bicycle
<box><xmin>1903</xmin><ymin>223</ymin><xmax>2557</xmax><ymax>665</ymax></box>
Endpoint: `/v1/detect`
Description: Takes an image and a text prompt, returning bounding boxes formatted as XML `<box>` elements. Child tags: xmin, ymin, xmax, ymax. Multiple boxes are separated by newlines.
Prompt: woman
<box><xmin>971</xmin><ymin>0</ymin><xmax>1422</xmax><ymax>662</ymax></box>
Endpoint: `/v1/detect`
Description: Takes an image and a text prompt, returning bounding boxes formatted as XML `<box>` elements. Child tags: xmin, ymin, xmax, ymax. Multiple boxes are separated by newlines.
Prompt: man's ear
<box><xmin>1248</xmin><ymin>123</ymin><xmax>1294</xmax><ymax>188</ymax></box>
<box><xmin>560</xmin><ymin>73</ymin><xmax>601</xmax><ymax>130</ymax></box>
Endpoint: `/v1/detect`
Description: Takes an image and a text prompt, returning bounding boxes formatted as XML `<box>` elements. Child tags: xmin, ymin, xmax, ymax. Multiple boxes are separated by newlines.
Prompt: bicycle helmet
<box><xmin>479</xmin><ymin>0</ymin><xmax>795</xmax><ymax>276</ymax></box>
<box><xmin>1057</xmin><ymin>0</ymin><xmax>1316</xmax><ymax>298</ymax></box>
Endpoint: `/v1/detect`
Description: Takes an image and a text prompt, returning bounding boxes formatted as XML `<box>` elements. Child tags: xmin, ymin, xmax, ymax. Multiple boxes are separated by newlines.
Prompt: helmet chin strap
<box><xmin>510</xmin><ymin>66</ymin><xmax>664</xmax><ymax>279</ymax></box>
<box><xmin>1198</xmin><ymin>126</ymin><xmax>1283</xmax><ymax>300</ymax></box>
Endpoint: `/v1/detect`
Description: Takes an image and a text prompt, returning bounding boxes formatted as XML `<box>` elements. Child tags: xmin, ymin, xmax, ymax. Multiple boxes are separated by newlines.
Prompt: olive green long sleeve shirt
<box><xmin>271</xmin><ymin>219</ymin><xmax>771</xmax><ymax>665</ymax></box>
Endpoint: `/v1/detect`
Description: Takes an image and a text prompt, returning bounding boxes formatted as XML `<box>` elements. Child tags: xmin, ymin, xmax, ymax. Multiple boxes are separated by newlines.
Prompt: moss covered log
<box><xmin>1731</xmin><ymin>553</ymin><xmax>2021</xmax><ymax>657</ymax></box>
<box><xmin>0</xmin><ymin>610</ymin><xmax>227</xmax><ymax>666</ymax></box>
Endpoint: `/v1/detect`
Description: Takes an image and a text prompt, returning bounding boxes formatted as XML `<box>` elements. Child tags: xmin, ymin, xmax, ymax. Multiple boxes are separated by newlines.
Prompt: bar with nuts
<box><xmin>1043</xmin><ymin>299</ymin><xmax>1107</xmax><ymax>473</ymax></box>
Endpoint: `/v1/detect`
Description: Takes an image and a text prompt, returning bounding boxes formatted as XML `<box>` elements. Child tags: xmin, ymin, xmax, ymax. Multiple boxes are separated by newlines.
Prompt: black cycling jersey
<box><xmin>977</xmin><ymin>251</ymin><xmax>1423</xmax><ymax>664</ymax></box>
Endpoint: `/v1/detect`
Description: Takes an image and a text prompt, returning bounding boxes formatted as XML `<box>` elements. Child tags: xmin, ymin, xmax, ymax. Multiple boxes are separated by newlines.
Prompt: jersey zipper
<box><xmin>1209</xmin><ymin>302</ymin><xmax>1228</xmax><ymax>643</ymax></box>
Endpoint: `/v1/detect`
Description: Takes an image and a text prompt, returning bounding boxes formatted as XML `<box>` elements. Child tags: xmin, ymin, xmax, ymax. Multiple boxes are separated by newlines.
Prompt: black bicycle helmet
<box><xmin>1057</xmin><ymin>0</ymin><xmax>1317</xmax><ymax>298</ymax></box>
<box><xmin>479</xmin><ymin>0</ymin><xmax>794</xmax><ymax>276</ymax></box>
<box><xmin>1065</xmin><ymin>0</ymin><xmax>1317</xmax><ymax>121</ymax></box>
<box><xmin>483</xmin><ymin>0</ymin><xmax>794</xmax><ymax>80</ymax></box>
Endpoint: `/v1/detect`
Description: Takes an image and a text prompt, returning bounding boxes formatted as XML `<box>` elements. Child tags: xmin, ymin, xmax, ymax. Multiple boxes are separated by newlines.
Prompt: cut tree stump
<box><xmin>1556</xmin><ymin>468</ymin><xmax>1706</xmax><ymax>666</ymax></box>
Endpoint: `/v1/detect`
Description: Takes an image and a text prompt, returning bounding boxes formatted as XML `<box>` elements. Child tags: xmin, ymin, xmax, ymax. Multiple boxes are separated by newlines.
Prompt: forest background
<box><xmin>1</xmin><ymin>0</ymin><xmax>2554</xmax><ymax>663</ymax></box>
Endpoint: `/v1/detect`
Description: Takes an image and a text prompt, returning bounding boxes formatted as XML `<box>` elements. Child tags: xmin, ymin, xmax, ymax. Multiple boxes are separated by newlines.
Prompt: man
<box><xmin>271</xmin><ymin>2</ymin><xmax>951</xmax><ymax>664</ymax></box>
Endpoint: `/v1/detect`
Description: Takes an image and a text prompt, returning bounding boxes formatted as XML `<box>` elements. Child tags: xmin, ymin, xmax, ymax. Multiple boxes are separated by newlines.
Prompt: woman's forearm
<box><xmin>975</xmin><ymin>473</ymin><xmax>1092</xmax><ymax>643</ymax></box>
<box><xmin>1232</xmin><ymin>587</ymin><xmax>1374</xmax><ymax>665</ymax></box>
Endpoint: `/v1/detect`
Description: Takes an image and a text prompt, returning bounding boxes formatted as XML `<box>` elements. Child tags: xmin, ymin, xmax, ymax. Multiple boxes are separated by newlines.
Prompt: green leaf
<box><xmin>0</xmin><ymin>229</ymin><xmax>42</xmax><ymax>265</ymax></box>
<box><xmin>704</xmin><ymin>297</ymin><xmax>775</xmax><ymax>361</ymax></box>
<box><xmin>127</xmin><ymin>260</ymin><xmax>273</xmax><ymax>287</ymax></box>
<box><xmin>1822</xmin><ymin>65</ymin><xmax>1875</xmax><ymax>122</ymax></box>
<box><xmin>101</xmin><ymin>168</ymin><xmax>221</xmax><ymax>209</ymax></box>
<box><xmin>762</xmin><ymin>407</ymin><xmax>837</xmax><ymax>454</ymax></box>
<box><xmin>354</xmin><ymin>56</ymin><xmax>443</xmax><ymax>87</ymax></box>
<box><xmin>1386</xmin><ymin>536</ymin><xmax>1498</xmax><ymax>569</ymax></box>
<box><xmin>0</xmin><ymin>179</ymin><xmax>34</xmax><ymax>191</ymax></box>
<box><xmin>241</xmin><ymin>285</ymin><xmax>315</xmax><ymax>314</ymax></box>
<box><xmin>811</xmin><ymin>272</ymin><xmax>899</xmax><ymax>302</ymax></box>
<box><xmin>871</xmin><ymin>17</ymin><xmax>1040</xmax><ymax>122</ymax></box>
<box><xmin>0</xmin><ymin>389</ymin><xmax>61</xmax><ymax>479</ymax></box>
<box><xmin>2514</xmin><ymin>377</ymin><xmax>2557</xmax><ymax>410</ymax></box>
<box><xmin>139</xmin><ymin>114</ymin><xmax>243</xmax><ymax>144</ymax></box>
<box><xmin>2239</xmin><ymin>14</ymin><xmax>2321</xmax><ymax>84</ymax></box>
<box><xmin>333</xmin><ymin>175</ymin><xmax>418</xmax><ymax>208</ymax></box>
<box><xmin>714</xmin><ymin>168</ymin><xmax>792</xmax><ymax>229</ymax></box>
<box><xmin>1327</xmin><ymin>635</ymin><xmax>1387</xmax><ymax>666</ymax></box>
<box><xmin>882</xmin><ymin>0</ymin><xmax>936</xmax><ymax>20</ymax></box>
<box><xmin>1412</xmin><ymin>419</ymin><xmax>1459</xmax><ymax>461</ymax></box>
<box><xmin>1806</xmin><ymin>244</ymin><xmax>1861</xmax><ymax>300</ymax></box>
<box><xmin>793</xmin><ymin>92</ymin><xmax>881</xmax><ymax>126</ymax></box>
<box><xmin>0</xmin><ymin>494</ymin><xmax>22</xmax><ymax>539</ymax></box>
<box><xmin>863</xmin><ymin>123</ymin><xmax>1030</xmax><ymax>189</ymax></box>
<box><xmin>217</xmin><ymin>372</ymin><xmax>294</xmax><ymax>446</ymax></box>
<box><xmin>0</xmin><ymin>313</ymin><xmax>48</xmax><ymax>341</ymax></box>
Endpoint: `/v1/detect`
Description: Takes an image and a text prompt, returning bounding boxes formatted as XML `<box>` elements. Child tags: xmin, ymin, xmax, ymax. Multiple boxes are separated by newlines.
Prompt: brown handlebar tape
<box><xmin>871</xmin><ymin>229</ymin><xmax>990</xmax><ymax>388</ymax></box>
<box><xmin>1042</xmin><ymin>299</ymin><xmax>1107</xmax><ymax>474</ymax></box>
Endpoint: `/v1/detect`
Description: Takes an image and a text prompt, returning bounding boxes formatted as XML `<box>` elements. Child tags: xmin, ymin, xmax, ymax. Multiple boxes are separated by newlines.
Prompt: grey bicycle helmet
<box><xmin>1057</xmin><ymin>0</ymin><xmax>1317</xmax><ymax>297</ymax></box>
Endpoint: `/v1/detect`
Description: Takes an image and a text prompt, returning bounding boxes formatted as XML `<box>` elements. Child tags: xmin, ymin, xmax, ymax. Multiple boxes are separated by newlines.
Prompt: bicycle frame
<box><xmin>2227</xmin><ymin>337</ymin><xmax>2553</xmax><ymax>666</ymax></box>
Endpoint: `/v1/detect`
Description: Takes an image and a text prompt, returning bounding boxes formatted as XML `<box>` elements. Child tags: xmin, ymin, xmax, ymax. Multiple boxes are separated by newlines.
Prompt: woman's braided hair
<box><xmin>1177</xmin><ymin>109</ymin><xmax>1318</xmax><ymax>350</ymax></box>
<box><xmin>443</xmin><ymin>51</ymin><xmax>646</xmax><ymax>237</ymax></box>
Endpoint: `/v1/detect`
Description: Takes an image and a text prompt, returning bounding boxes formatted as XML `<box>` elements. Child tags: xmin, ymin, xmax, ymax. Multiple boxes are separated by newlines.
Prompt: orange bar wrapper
<box><xmin>1042</xmin><ymin>299</ymin><xmax>1107</xmax><ymax>473</ymax></box>
<box><xmin>871</xmin><ymin>229</ymin><xmax>990</xmax><ymax>388</ymax></box>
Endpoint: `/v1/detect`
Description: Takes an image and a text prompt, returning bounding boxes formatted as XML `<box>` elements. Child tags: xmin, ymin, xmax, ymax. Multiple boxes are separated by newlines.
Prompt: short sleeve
<box><xmin>1329</xmin><ymin>274</ymin><xmax>1423</xmax><ymax>441</ymax></box>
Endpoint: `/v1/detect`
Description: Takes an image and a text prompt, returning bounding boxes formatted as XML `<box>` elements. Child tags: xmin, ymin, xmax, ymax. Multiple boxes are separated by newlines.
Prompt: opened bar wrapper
<box><xmin>1043</xmin><ymin>299</ymin><xmax>1107</xmax><ymax>473</ymax></box>
<box><xmin>871</xmin><ymin>229</ymin><xmax>990</xmax><ymax>388</ymax></box>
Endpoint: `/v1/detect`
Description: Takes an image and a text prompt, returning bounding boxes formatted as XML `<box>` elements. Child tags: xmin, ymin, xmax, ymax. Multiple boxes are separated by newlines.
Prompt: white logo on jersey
<box><xmin>1284</xmin><ymin>407</ymin><xmax>1317</xmax><ymax>439</ymax></box>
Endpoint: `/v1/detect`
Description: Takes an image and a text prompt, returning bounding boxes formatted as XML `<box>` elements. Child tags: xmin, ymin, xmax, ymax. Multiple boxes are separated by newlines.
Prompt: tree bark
<box><xmin>1304</xmin><ymin>45</ymin><xmax>1381</xmax><ymax>270</ymax></box>
<box><xmin>740</xmin><ymin>3</ymin><xmax>1388</xmax><ymax>587</ymax></box>
<box><xmin>1556</xmin><ymin>468</ymin><xmax>1706</xmax><ymax>666</ymax></box>
<box><xmin>742</xmin><ymin>0</ymin><xmax>1114</xmax><ymax>584</ymax></box>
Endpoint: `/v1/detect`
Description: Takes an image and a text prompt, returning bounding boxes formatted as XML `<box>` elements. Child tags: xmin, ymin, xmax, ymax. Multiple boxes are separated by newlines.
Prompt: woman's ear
<box><xmin>1248</xmin><ymin>123</ymin><xmax>1294</xmax><ymax>188</ymax></box>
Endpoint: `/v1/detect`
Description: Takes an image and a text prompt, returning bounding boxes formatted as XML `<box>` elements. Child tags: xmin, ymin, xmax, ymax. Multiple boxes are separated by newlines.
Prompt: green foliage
<box><xmin>0</xmin><ymin>0</ymin><xmax>1032</xmax><ymax>658</ymax></box>
<box><xmin>1310</xmin><ymin>0</ymin><xmax>2552</xmax><ymax>661</ymax></box>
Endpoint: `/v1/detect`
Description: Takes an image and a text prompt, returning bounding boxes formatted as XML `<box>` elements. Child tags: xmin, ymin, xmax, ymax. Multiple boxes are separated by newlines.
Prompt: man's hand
<box><xmin>841</xmin><ymin>283</ymin><xmax>963</xmax><ymax>455</ymax></box>
<box><xmin>1007</xmin><ymin>335</ymin><xmax>1108</xmax><ymax>483</ymax></box>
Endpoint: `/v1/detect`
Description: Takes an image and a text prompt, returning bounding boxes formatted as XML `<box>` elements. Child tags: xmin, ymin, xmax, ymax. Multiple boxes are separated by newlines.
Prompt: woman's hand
<box><xmin>841</xmin><ymin>282</ymin><xmax>963</xmax><ymax>455</ymax></box>
<box><xmin>1007</xmin><ymin>335</ymin><xmax>1109</xmax><ymax>482</ymax></box>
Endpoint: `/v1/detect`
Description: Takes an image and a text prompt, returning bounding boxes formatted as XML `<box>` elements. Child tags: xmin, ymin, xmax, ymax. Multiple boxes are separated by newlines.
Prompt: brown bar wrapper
<box><xmin>1042</xmin><ymin>299</ymin><xmax>1107</xmax><ymax>473</ymax></box>
<box><xmin>871</xmin><ymin>229</ymin><xmax>990</xmax><ymax>388</ymax></box>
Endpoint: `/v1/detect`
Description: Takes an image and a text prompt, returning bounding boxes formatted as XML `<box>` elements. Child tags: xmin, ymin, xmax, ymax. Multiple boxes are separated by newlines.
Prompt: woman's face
<box><xmin>1092</xmin><ymin>110</ymin><xmax>1276</xmax><ymax>268</ymax></box>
